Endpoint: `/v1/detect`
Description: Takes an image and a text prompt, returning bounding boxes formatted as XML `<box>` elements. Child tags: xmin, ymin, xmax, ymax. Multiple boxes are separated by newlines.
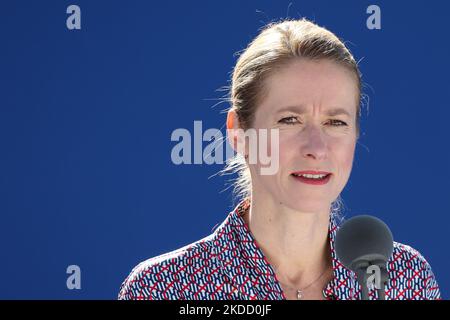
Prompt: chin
<box><xmin>287</xmin><ymin>197</ymin><xmax>331</xmax><ymax>213</ymax></box>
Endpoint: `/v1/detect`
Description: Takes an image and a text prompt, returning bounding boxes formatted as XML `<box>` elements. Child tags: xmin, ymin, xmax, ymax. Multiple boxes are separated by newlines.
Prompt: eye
<box><xmin>278</xmin><ymin>116</ymin><xmax>300</xmax><ymax>125</ymax></box>
<box><xmin>327</xmin><ymin>119</ymin><xmax>348</xmax><ymax>127</ymax></box>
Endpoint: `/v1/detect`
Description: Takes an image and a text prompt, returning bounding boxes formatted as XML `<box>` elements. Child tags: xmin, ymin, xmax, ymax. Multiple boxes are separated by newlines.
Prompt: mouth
<box><xmin>290</xmin><ymin>170</ymin><xmax>332</xmax><ymax>185</ymax></box>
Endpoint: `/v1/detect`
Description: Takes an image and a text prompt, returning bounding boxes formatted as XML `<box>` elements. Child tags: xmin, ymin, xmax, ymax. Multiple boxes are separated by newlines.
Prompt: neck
<box><xmin>243</xmin><ymin>194</ymin><xmax>332</xmax><ymax>285</ymax></box>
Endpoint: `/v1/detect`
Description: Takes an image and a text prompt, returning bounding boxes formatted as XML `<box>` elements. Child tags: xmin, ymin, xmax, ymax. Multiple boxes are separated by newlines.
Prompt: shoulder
<box><xmin>391</xmin><ymin>241</ymin><xmax>435</xmax><ymax>273</ymax></box>
<box><xmin>387</xmin><ymin>241</ymin><xmax>441</xmax><ymax>300</ymax></box>
<box><xmin>118</xmin><ymin>233</ymin><xmax>217</xmax><ymax>300</ymax></box>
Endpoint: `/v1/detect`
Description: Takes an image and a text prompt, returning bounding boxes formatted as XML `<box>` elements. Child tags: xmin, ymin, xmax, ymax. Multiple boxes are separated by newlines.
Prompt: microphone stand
<box><xmin>377</xmin><ymin>267</ymin><xmax>388</xmax><ymax>300</ymax></box>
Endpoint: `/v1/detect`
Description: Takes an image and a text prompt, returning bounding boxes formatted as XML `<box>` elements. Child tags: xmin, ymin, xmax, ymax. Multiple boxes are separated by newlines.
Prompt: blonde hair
<box><xmin>221</xmin><ymin>18</ymin><xmax>363</xmax><ymax>214</ymax></box>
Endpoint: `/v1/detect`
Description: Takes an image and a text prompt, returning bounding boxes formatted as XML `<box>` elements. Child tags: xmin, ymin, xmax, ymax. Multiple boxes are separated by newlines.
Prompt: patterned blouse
<box><xmin>118</xmin><ymin>199</ymin><xmax>441</xmax><ymax>300</ymax></box>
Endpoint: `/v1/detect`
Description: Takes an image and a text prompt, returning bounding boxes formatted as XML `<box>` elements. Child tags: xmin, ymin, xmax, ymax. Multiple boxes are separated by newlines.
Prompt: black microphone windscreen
<box><xmin>335</xmin><ymin>215</ymin><xmax>394</xmax><ymax>270</ymax></box>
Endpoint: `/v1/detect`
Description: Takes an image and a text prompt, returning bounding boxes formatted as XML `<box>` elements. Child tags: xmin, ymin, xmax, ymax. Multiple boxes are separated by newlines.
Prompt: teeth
<box><xmin>293</xmin><ymin>173</ymin><xmax>328</xmax><ymax>179</ymax></box>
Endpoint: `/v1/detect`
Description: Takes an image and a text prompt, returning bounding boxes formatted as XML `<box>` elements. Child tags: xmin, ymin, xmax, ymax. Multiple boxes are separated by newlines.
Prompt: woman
<box><xmin>118</xmin><ymin>18</ymin><xmax>441</xmax><ymax>300</ymax></box>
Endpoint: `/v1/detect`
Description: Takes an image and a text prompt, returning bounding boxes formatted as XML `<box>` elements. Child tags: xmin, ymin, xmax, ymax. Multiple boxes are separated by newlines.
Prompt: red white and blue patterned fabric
<box><xmin>118</xmin><ymin>199</ymin><xmax>441</xmax><ymax>300</ymax></box>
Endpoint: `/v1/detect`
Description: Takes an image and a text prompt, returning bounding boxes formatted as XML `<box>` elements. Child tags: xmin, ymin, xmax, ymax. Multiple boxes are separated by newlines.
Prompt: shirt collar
<box><xmin>212</xmin><ymin>198</ymin><xmax>361</xmax><ymax>300</ymax></box>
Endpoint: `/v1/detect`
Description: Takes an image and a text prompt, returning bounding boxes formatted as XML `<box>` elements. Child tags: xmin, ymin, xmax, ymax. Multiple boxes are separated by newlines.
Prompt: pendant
<box><xmin>297</xmin><ymin>290</ymin><xmax>303</xmax><ymax>299</ymax></box>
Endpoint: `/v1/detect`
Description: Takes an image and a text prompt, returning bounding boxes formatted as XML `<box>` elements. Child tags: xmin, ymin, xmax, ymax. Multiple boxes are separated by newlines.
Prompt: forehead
<box><xmin>259</xmin><ymin>59</ymin><xmax>358</xmax><ymax>115</ymax></box>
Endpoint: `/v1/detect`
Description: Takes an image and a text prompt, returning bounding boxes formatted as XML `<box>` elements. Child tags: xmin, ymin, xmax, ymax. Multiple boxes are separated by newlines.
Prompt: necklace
<box><xmin>277</xmin><ymin>266</ymin><xmax>329</xmax><ymax>300</ymax></box>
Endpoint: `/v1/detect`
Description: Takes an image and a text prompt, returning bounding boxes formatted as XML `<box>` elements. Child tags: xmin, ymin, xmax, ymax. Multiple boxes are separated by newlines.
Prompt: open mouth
<box><xmin>291</xmin><ymin>172</ymin><xmax>332</xmax><ymax>185</ymax></box>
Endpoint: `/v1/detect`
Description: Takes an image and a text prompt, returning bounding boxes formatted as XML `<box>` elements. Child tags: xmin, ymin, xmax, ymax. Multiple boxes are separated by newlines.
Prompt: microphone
<box><xmin>334</xmin><ymin>215</ymin><xmax>394</xmax><ymax>300</ymax></box>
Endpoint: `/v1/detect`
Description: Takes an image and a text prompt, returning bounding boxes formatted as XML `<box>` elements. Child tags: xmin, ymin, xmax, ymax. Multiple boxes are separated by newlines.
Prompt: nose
<box><xmin>301</xmin><ymin>125</ymin><xmax>328</xmax><ymax>160</ymax></box>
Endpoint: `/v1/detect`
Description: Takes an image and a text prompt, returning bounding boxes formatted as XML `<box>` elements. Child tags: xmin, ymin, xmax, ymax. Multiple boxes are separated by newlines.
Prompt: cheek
<box><xmin>250</xmin><ymin>133</ymin><xmax>291</xmax><ymax>184</ymax></box>
<box><xmin>275</xmin><ymin>133</ymin><xmax>296</xmax><ymax>168</ymax></box>
<box><xmin>254</xmin><ymin>129</ymin><xmax>291</xmax><ymax>166</ymax></box>
<box><xmin>335</xmin><ymin>139</ymin><xmax>356</xmax><ymax>175</ymax></box>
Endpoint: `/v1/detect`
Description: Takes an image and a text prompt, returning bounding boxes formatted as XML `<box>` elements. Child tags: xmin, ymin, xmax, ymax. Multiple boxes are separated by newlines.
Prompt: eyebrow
<box><xmin>275</xmin><ymin>105</ymin><xmax>352</xmax><ymax>117</ymax></box>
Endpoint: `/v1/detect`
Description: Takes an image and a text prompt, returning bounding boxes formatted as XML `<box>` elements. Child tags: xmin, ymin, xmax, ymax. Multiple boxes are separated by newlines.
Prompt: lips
<box><xmin>291</xmin><ymin>170</ymin><xmax>332</xmax><ymax>185</ymax></box>
<box><xmin>291</xmin><ymin>170</ymin><xmax>332</xmax><ymax>176</ymax></box>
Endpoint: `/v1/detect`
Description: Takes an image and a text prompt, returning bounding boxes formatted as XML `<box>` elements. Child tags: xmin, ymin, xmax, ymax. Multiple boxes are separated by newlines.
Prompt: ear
<box><xmin>226</xmin><ymin>109</ymin><xmax>247</xmax><ymax>156</ymax></box>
